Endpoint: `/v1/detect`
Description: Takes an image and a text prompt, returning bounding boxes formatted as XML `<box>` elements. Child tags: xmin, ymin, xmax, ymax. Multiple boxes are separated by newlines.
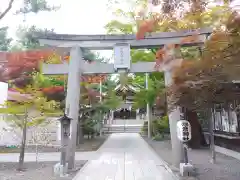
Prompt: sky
<box><xmin>1</xmin><ymin>0</ymin><xmax>113</xmax><ymax>35</ymax></box>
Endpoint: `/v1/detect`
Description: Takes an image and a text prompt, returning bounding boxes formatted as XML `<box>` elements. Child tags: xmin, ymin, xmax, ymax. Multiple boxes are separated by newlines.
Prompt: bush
<box><xmin>141</xmin><ymin>121</ymin><xmax>148</xmax><ymax>135</ymax></box>
<box><xmin>141</xmin><ymin>116</ymin><xmax>170</xmax><ymax>139</ymax></box>
<box><xmin>152</xmin><ymin>134</ymin><xmax>164</xmax><ymax>141</ymax></box>
<box><xmin>152</xmin><ymin>116</ymin><xmax>170</xmax><ymax>138</ymax></box>
<box><xmin>83</xmin><ymin>119</ymin><xmax>96</xmax><ymax>139</ymax></box>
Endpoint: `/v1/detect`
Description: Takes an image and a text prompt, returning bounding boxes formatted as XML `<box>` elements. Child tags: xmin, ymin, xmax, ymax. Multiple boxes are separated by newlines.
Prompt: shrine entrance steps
<box><xmin>102</xmin><ymin>119</ymin><xmax>145</xmax><ymax>134</ymax></box>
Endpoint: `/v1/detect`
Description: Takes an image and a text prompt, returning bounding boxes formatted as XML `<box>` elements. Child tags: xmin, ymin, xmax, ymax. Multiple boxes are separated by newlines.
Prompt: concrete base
<box><xmin>53</xmin><ymin>163</ymin><xmax>69</xmax><ymax>177</ymax></box>
<box><xmin>179</xmin><ymin>163</ymin><xmax>194</xmax><ymax>177</ymax></box>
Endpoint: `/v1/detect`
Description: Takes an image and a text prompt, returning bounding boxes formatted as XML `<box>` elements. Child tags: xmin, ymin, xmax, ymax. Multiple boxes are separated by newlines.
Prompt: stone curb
<box><xmin>140</xmin><ymin>135</ymin><xmax>179</xmax><ymax>180</ymax></box>
<box><xmin>72</xmin><ymin>135</ymin><xmax>110</xmax><ymax>180</ymax></box>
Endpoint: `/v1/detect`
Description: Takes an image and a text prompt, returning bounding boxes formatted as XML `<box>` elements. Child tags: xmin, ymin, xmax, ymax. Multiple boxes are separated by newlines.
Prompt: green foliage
<box><xmin>105</xmin><ymin>20</ymin><xmax>135</xmax><ymax>34</ymax></box>
<box><xmin>133</xmin><ymin>80</ymin><xmax>165</xmax><ymax>109</ymax></box>
<box><xmin>141</xmin><ymin>121</ymin><xmax>148</xmax><ymax>135</ymax></box>
<box><xmin>131</xmin><ymin>50</ymin><xmax>155</xmax><ymax>63</ymax></box>
<box><xmin>79</xmin><ymin>87</ymin><xmax>122</xmax><ymax>137</ymax></box>
<box><xmin>142</xmin><ymin>116</ymin><xmax>170</xmax><ymax>139</ymax></box>
<box><xmin>0</xmin><ymin>27</ymin><xmax>12</xmax><ymax>51</ymax></box>
<box><xmin>0</xmin><ymin>84</ymin><xmax>61</xmax><ymax>129</ymax></box>
<box><xmin>33</xmin><ymin>73</ymin><xmax>65</xmax><ymax>88</ymax></box>
<box><xmin>82</xmin><ymin>88</ymin><xmax>121</xmax><ymax>115</ymax></box>
<box><xmin>80</xmin><ymin>91</ymin><xmax>121</xmax><ymax>138</ymax></box>
<box><xmin>152</xmin><ymin>116</ymin><xmax>170</xmax><ymax>136</ymax></box>
<box><xmin>83</xmin><ymin>119</ymin><xmax>96</xmax><ymax>137</ymax></box>
<box><xmin>14</xmin><ymin>25</ymin><xmax>55</xmax><ymax>50</ymax></box>
<box><xmin>152</xmin><ymin>134</ymin><xmax>165</xmax><ymax>141</ymax></box>
<box><xmin>16</xmin><ymin>0</ymin><xmax>59</xmax><ymax>14</ymax></box>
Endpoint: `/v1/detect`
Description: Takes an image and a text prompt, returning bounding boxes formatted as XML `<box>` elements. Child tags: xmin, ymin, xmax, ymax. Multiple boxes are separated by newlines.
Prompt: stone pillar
<box><xmin>136</xmin><ymin>109</ymin><xmax>140</xmax><ymax>120</ymax></box>
<box><xmin>164</xmin><ymin>63</ymin><xmax>184</xmax><ymax>168</ymax></box>
<box><xmin>65</xmin><ymin>46</ymin><xmax>82</xmax><ymax>170</ymax></box>
<box><xmin>145</xmin><ymin>73</ymin><xmax>151</xmax><ymax>138</ymax></box>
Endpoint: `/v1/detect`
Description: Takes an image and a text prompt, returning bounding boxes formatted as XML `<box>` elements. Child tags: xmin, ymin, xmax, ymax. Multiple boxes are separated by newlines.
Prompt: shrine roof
<box><xmin>114</xmin><ymin>84</ymin><xmax>139</xmax><ymax>93</ymax></box>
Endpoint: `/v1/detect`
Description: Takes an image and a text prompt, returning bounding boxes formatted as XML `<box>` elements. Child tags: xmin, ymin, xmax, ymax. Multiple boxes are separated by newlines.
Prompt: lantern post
<box><xmin>54</xmin><ymin>114</ymin><xmax>72</xmax><ymax>177</ymax></box>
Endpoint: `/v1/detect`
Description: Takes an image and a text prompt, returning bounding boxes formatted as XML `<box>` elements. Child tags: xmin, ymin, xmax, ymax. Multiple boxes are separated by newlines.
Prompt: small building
<box><xmin>113</xmin><ymin>84</ymin><xmax>138</xmax><ymax>120</ymax></box>
<box><xmin>212</xmin><ymin>101</ymin><xmax>240</xmax><ymax>155</ymax></box>
<box><xmin>200</xmin><ymin>82</ymin><xmax>240</xmax><ymax>160</ymax></box>
<box><xmin>107</xmin><ymin>83</ymin><xmax>148</xmax><ymax>125</ymax></box>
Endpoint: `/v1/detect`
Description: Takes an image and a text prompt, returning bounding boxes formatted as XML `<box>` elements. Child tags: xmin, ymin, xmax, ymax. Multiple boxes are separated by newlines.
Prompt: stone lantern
<box><xmin>59</xmin><ymin>114</ymin><xmax>72</xmax><ymax>137</ymax></box>
<box><xmin>54</xmin><ymin>113</ymin><xmax>72</xmax><ymax>176</ymax></box>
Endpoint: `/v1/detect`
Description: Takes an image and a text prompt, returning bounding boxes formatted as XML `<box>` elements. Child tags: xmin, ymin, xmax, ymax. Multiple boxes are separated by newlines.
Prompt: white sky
<box><xmin>1</xmin><ymin>0</ymin><xmax>113</xmax><ymax>35</ymax></box>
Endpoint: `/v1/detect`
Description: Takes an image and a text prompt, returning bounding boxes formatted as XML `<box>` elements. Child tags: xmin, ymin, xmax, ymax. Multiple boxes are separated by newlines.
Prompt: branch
<box><xmin>0</xmin><ymin>0</ymin><xmax>15</xmax><ymax>20</ymax></box>
<box><xmin>150</xmin><ymin>48</ymin><xmax>157</xmax><ymax>54</ymax></box>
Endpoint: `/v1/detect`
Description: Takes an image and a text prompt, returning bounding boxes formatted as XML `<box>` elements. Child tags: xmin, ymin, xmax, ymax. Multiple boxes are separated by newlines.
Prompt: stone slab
<box><xmin>72</xmin><ymin>133</ymin><xmax>176</xmax><ymax>180</ymax></box>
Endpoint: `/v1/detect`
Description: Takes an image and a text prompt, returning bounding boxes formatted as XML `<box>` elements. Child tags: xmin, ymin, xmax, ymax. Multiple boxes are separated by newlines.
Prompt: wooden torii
<box><xmin>36</xmin><ymin>28</ymin><xmax>212</xmax><ymax>169</ymax></box>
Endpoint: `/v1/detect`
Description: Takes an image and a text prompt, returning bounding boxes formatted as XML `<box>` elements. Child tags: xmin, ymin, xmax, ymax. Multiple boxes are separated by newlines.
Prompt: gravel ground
<box><xmin>0</xmin><ymin>136</ymin><xmax>107</xmax><ymax>153</ymax></box>
<box><xmin>0</xmin><ymin>136</ymin><xmax>107</xmax><ymax>180</ymax></box>
<box><xmin>144</xmin><ymin>138</ymin><xmax>240</xmax><ymax>180</ymax></box>
<box><xmin>0</xmin><ymin>161</ymin><xmax>86</xmax><ymax>180</ymax></box>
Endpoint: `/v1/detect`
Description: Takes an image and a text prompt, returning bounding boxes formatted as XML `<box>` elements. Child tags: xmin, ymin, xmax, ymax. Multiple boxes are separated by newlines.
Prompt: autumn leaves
<box><xmin>136</xmin><ymin>18</ymin><xmax>201</xmax><ymax>72</ymax></box>
<box><xmin>135</xmin><ymin>10</ymin><xmax>240</xmax><ymax>110</ymax></box>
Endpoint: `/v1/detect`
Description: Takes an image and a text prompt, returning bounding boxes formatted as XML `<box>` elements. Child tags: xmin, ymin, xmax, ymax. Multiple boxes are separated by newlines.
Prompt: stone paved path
<box><xmin>73</xmin><ymin>133</ymin><xmax>177</xmax><ymax>180</ymax></box>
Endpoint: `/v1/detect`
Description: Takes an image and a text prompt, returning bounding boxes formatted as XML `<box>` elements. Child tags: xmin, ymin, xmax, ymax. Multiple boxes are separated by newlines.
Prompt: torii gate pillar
<box><xmin>164</xmin><ymin>70</ymin><xmax>184</xmax><ymax>167</ymax></box>
<box><xmin>65</xmin><ymin>46</ymin><xmax>82</xmax><ymax>170</ymax></box>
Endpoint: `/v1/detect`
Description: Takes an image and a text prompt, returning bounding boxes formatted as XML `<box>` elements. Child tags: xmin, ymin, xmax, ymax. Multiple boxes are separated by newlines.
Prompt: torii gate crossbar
<box><xmin>37</xmin><ymin>28</ymin><xmax>212</xmax><ymax>169</ymax></box>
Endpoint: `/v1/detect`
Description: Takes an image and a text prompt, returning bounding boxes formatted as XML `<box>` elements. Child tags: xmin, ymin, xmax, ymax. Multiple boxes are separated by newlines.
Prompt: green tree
<box><xmin>133</xmin><ymin>79</ymin><xmax>164</xmax><ymax>109</ymax></box>
<box><xmin>16</xmin><ymin>0</ymin><xmax>59</xmax><ymax>15</ymax></box>
<box><xmin>77</xmin><ymin>87</ymin><xmax>121</xmax><ymax>142</ymax></box>
<box><xmin>0</xmin><ymin>27</ymin><xmax>12</xmax><ymax>51</ymax></box>
<box><xmin>0</xmin><ymin>0</ymin><xmax>58</xmax><ymax>21</ymax></box>
<box><xmin>133</xmin><ymin>79</ymin><xmax>165</xmax><ymax>136</ymax></box>
<box><xmin>0</xmin><ymin>81</ymin><xmax>61</xmax><ymax>171</ymax></box>
<box><xmin>12</xmin><ymin>25</ymin><xmax>55</xmax><ymax>50</ymax></box>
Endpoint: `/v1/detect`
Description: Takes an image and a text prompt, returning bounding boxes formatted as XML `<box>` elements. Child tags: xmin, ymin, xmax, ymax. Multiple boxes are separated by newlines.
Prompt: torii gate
<box><xmin>37</xmin><ymin>28</ymin><xmax>211</xmax><ymax>169</ymax></box>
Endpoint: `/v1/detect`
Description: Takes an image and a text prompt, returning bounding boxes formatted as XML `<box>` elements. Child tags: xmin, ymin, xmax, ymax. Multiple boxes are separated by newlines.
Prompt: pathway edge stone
<box><xmin>140</xmin><ymin>135</ymin><xmax>179</xmax><ymax>180</ymax></box>
<box><xmin>72</xmin><ymin>135</ymin><xmax>111</xmax><ymax>180</ymax></box>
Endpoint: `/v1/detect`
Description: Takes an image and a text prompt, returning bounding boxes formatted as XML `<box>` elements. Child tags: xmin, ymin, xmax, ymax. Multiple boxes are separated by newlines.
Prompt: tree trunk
<box><xmin>77</xmin><ymin>119</ymin><xmax>84</xmax><ymax>145</ymax></box>
<box><xmin>209</xmin><ymin>108</ymin><xmax>216</xmax><ymax>163</ymax></box>
<box><xmin>186</xmin><ymin>110</ymin><xmax>207</xmax><ymax>149</ymax></box>
<box><xmin>35</xmin><ymin>144</ymin><xmax>38</xmax><ymax>163</ymax></box>
<box><xmin>18</xmin><ymin>117</ymin><xmax>27</xmax><ymax>171</ymax></box>
<box><xmin>149</xmin><ymin>107</ymin><xmax>153</xmax><ymax>136</ymax></box>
